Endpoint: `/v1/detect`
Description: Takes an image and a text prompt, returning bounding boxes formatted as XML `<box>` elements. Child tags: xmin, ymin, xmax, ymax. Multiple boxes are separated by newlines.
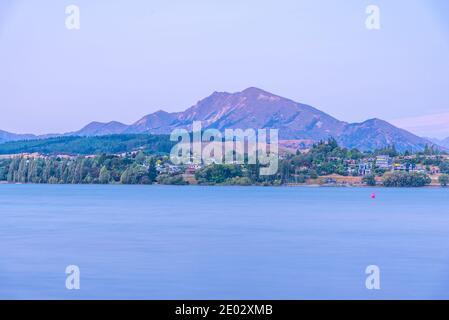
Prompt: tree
<box><xmin>120</xmin><ymin>164</ymin><xmax>152</xmax><ymax>184</ymax></box>
<box><xmin>0</xmin><ymin>160</ymin><xmax>9</xmax><ymax>180</ymax></box>
<box><xmin>195</xmin><ymin>164</ymin><xmax>243</xmax><ymax>185</ymax></box>
<box><xmin>439</xmin><ymin>174</ymin><xmax>449</xmax><ymax>187</ymax></box>
<box><xmin>148</xmin><ymin>157</ymin><xmax>157</xmax><ymax>182</ymax></box>
<box><xmin>279</xmin><ymin>160</ymin><xmax>293</xmax><ymax>183</ymax></box>
<box><xmin>17</xmin><ymin>158</ymin><xmax>29</xmax><ymax>183</ymax></box>
<box><xmin>382</xmin><ymin>172</ymin><xmax>431</xmax><ymax>187</ymax></box>
<box><xmin>295</xmin><ymin>173</ymin><xmax>306</xmax><ymax>184</ymax></box>
<box><xmin>440</xmin><ymin>162</ymin><xmax>449</xmax><ymax>174</ymax></box>
<box><xmin>99</xmin><ymin>166</ymin><xmax>111</xmax><ymax>184</ymax></box>
<box><xmin>362</xmin><ymin>174</ymin><xmax>376</xmax><ymax>186</ymax></box>
<box><xmin>134</xmin><ymin>151</ymin><xmax>146</xmax><ymax>164</ymax></box>
<box><xmin>157</xmin><ymin>174</ymin><xmax>188</xmax><ymax>185</ymax></box>
<box><xmin>308</xmin><ymin>169</ymin><xmax>318</xmax><ymax>179</ymax></box>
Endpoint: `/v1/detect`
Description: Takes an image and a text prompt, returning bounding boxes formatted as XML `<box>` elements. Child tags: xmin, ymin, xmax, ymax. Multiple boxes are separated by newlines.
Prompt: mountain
<box><xmin>123</xmin><ymin>87</ymin><xmax>432</xmax><ymax>151</ymax></box>
<box><xmin>427</xmin><ymin>137</ymin><xmax>449</xmax><ymax>149</ymax></box>
<box><xmin>184</xmin><ymin>87</ymin><xmax>347</xmax><ymax>139</ymax></box>
<box><xmin>70</xmin><ymin>121</ymin><xmax>128</xmax><ymax>136</ymax></box>
<box><xmin>124</xmin><ymin>87</ymin><xmax>346</xmax><ymax>140</ymax></box>
<box><xmin>0</xmin><ymin>87</ymin><xmax>440</xmax><ymax>152</ymax></box>
<box><xmin>0</xmin><ymin>130</ymin><xmax>37</xmax><ymax>144</ymax></box>
<box><xmin>440</xmin><ymin>137</ymin><xmax>449</xmax><ymax>148</ymax></box>
<box><xmin>125</xmin><ymin>111</ymin><xmax>178</xmax><ymax>135</ymax></box>
<box><xmin>339</xmin><ymin>119</ymin><xmax>432</xmax><ymax>152</ymax></box>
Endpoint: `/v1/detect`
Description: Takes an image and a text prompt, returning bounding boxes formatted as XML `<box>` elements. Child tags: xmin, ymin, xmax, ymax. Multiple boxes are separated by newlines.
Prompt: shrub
<box><xmin>362</xmin><ymin>174</ymin><xmax>376</xmax><ymax>186</ymax></box>
<box><xmin>439</xmin><ymin>174</ymin><xmax>449</xmax><ymax>187</ymax></box>
<box><xmin>382</xmin><ymin>172</ymin><xmax>431</xmax><ymax>187</ymax></box>
<box><xmin>157</xmin><ymin>174</ymin><xmax>188</xmax><ymax>185</ymax></box>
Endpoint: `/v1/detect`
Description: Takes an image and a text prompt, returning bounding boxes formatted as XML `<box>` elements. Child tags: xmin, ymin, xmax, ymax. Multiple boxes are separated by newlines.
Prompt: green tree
<box><xmin>99</xmin><ymin>166</ymin><xmax>111</xmax><ymax>184</ymax></box>
<box><xmin>383</xmin><ymin>172</ymin><xmax>431</xmax><ymax>187</ymax></box>
<box><xmin>439</xmin><ymin>174</ymin><xmax>449</xmax><ymax>187</ymax></box>
<box><xmin>148</xmin><ymin>157</ymin><xmax>157</xmax><ymax>182</ymax></box>
<box><xmin>440</xmin><ymin>162</ymin><xmax>449</xmax><ymax>174</ymax></box>
<box><xmin>195</xmin><ymin>164</ymin><xmax>243</xmax><ymax>185</ymax></box>
<box><xmin>135</xmin><ymin>151</ymin><xmax>146</xmax><ymax>164</ymax></box>
<box><xmin>362</xmin><ymin>174</ymin><xmax>376</xmax><ymax>186</ymax></box>
<box><xmin>120</xmin><ymin>164</ymin><xmax>152</xmax><ymax>184</ymax></box>
<box><xmin>157</xmin><ymin>174</ymin><xmax>188</xmax><ymax>185</ymax></box>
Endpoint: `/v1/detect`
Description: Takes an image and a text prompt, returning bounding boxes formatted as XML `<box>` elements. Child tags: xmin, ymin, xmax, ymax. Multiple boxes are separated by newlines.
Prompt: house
<box><xmin>358</xmin><ymin>162</ymin><xmax>373</xmax><ymax>176</ymax></box>
<box><xmin>393</xmin><ymin>163</ymin><xmax>407</xmax><ymax>171</ymax></box>
<box><xmin>345</xmin><ymin>159</ymin><xmax>358</xmax><ymax>165</ymax></box>
<box><xmin>411</xmin><ymin>164</ymin><xmax>426</xmax><ymax>173</ymax></box>
<box><xmin>0</xmin><ymin>153</ymin><xmax>47</xmax><ymax>159</ymax></box>
<box><xmin>168</xmin><ymin>165</ymin><xmax>183</xmax><ymax>174</ymax></box>
<box><xmin>185</xmin><ymin>164</ymin><xmax>203</xmax><ymax>175</ymax></box>
<box><xmin>156</xmin><ymin>164</ymin><xmax>170</xmax><ymax>174</ymax></box>
<box><xmin>347</xmin><ymin>164</ymin><xmax>358</xmax><ymax>175</ymax></box>
<box><xmin>156</xmin><ymin>163</ymin><xmax>184</xmax><ymax>175</ymax></box>
<box><xmin>375</xmin><ymin>155</ymin><xmax>392</xmax><ymax>170</ymax></box>
<box><xmin>429</xmin><ymin>165</ymin><xmax>440</xmax><ymax>175</ymax></box>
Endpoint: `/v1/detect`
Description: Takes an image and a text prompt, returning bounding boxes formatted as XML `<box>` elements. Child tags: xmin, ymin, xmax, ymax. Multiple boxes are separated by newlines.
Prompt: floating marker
<box><xmin>371</xmin><ymin>192</ymin><xmax>376</xmax><ymax>199</ymax></box>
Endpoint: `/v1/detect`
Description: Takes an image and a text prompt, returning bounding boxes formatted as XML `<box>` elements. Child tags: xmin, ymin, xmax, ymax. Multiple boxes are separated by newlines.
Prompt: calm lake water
<box><xmin>1</xmin><ymin>184</ymin><xmax>449</xmax><ymax>299</ymax></box>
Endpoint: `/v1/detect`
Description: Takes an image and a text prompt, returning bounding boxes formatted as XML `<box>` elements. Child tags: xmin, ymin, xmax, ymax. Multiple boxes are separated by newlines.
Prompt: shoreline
<box><xmin>0</xmin><ymin>181</ymin><xmax>447</xmax><ymax>188</ymax></box>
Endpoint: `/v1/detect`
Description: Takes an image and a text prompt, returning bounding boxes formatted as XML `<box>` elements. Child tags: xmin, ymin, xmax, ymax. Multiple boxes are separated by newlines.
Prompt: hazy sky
<box><xmin>1</xmin><ymin>0</ymin><xmax>449</xmax><ymax>137</ymax></box>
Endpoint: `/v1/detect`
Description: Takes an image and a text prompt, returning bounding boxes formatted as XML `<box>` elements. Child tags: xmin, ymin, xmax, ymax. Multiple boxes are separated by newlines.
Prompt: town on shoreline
<box><xmin>1</xmin><ymin>139</ymin><xmax>449</xmax><ymax>188</ymax></box>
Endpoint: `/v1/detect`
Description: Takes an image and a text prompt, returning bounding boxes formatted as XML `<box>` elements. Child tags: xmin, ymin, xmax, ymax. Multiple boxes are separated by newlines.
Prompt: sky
<box><xmin>0</xmin><ymin>0</ymin><xmax>449</xmax><ymax>137</ymax></box>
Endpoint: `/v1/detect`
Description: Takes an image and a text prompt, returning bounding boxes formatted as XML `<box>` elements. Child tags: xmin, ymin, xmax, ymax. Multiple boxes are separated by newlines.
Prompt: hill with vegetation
<box><xmin>0</xmin><ymin>134</ymin><xmax>174</xmax><ymax>155</ymax></box>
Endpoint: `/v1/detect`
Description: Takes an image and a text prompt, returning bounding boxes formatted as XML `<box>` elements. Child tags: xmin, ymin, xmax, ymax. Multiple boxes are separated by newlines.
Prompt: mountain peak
<box><xmin>154</xmin><ymin>110</ymin><xmax>169</xmax><ymax>115</ymax></box>
<box><xmin>364</xmin><ymin>118</ymin><xmax>386</xmax><ymax>123</ymax></box>
<box><xmin>0</xmin><ymin>88</ymin><xmax>437</xmax><ymax>152</ymax></box>
<box><xmin>73</xmin><ymin>121</ymin><xmax>128</xmax><ymax>136</ymax></box>
<box><xmin>361</xmin><ymin>118</ymin><xmax>392</xmax><ymax>126</ymax></box>
<box><xmin>241</xmin><ymin>87</ymin><xmax>273</xmax><ymax>96</ymax></box>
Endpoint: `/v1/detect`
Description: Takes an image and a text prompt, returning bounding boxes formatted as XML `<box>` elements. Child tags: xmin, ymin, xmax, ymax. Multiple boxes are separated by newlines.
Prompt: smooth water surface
<box><xmin>1</xmin><ymin>184</ymin><xmax>449</xmax><ymax>299</ymax></box>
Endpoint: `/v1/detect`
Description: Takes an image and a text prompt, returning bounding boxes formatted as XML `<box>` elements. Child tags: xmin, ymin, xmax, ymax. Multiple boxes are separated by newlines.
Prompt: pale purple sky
<box><xmin>1</xmin><ymin>0</ymin><xmax>449</xmax><ymax>137</ymax></box>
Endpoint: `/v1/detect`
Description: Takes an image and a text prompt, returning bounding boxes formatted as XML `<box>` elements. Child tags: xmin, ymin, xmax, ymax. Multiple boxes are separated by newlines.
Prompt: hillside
<box><xmin>0</xmin><ymin>135</ymin><xmax>173</xmax><ymax>155</ymax></box>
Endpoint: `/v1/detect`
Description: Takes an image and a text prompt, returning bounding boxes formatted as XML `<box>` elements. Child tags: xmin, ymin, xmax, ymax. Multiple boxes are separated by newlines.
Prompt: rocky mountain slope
<box><xmin>0</xmin><ymin>88</ymin><xmax>440</xmax><ymax>152</ymax></box>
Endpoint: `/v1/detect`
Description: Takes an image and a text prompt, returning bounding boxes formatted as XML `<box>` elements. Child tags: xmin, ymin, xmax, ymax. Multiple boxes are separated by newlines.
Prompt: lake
<box><xmin>1</xmin><ymin>184</ymin><xmax>449</xmax><ymax>299</ymax></box>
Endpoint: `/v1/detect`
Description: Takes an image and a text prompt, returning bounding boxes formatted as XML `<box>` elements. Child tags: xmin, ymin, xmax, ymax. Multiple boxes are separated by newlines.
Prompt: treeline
<box><xmin>279</xmin><ymin>139</ymin><xmax>449</xmax><ymax>182</ymax></box>
<box><xmin>193</xmin><ymin>139</ymin><xmax>446</xmax><ymax>187</ymax></box>
<box><xmin>1</xmin><ymin>138</ymin><xmax>447</xmax><ymax>187</ymax></box>
<box><xmin>194</xmin><ymin>139</ymin><xmax>364</xmax><ymax>186</ymax></box>
<box><xmin>287</xmin><ymin>138</ymin><xmax>364</xmax><ymax>177</ymax></box>
<box><xmin>382</xmin><ymin>172</ymin><xmax>431</xmax><ymax>187</ymax></box>
<box><xmin>0</xmin><ymin>134</ymin><xmax>174</xmax><ymax>155</ymax></box>
<box><xmin>195</xmin><ymin>162</ymin><xmax>293</xmax><ymax>186</ymax></box>
<box><xmin>0</xmin><ymin>153</ymin><xmax>159</xmax><ymax>185</ymax></box>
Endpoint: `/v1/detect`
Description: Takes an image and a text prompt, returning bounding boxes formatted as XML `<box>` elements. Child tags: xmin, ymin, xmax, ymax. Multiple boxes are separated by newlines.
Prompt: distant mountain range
<box><xmin>0</xmin><ymin>87</ymin><xmax>445</xmax><ymax>152</ymax></box>
<box><xmin>0</xmin><ymin>130</ymin><xmax>36</xmax><ymax>143</ymax></box>
<box><xmin>426</xmin><ymin>137</ymin><xmax>449</xmax><ymax>149</ymax></box>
